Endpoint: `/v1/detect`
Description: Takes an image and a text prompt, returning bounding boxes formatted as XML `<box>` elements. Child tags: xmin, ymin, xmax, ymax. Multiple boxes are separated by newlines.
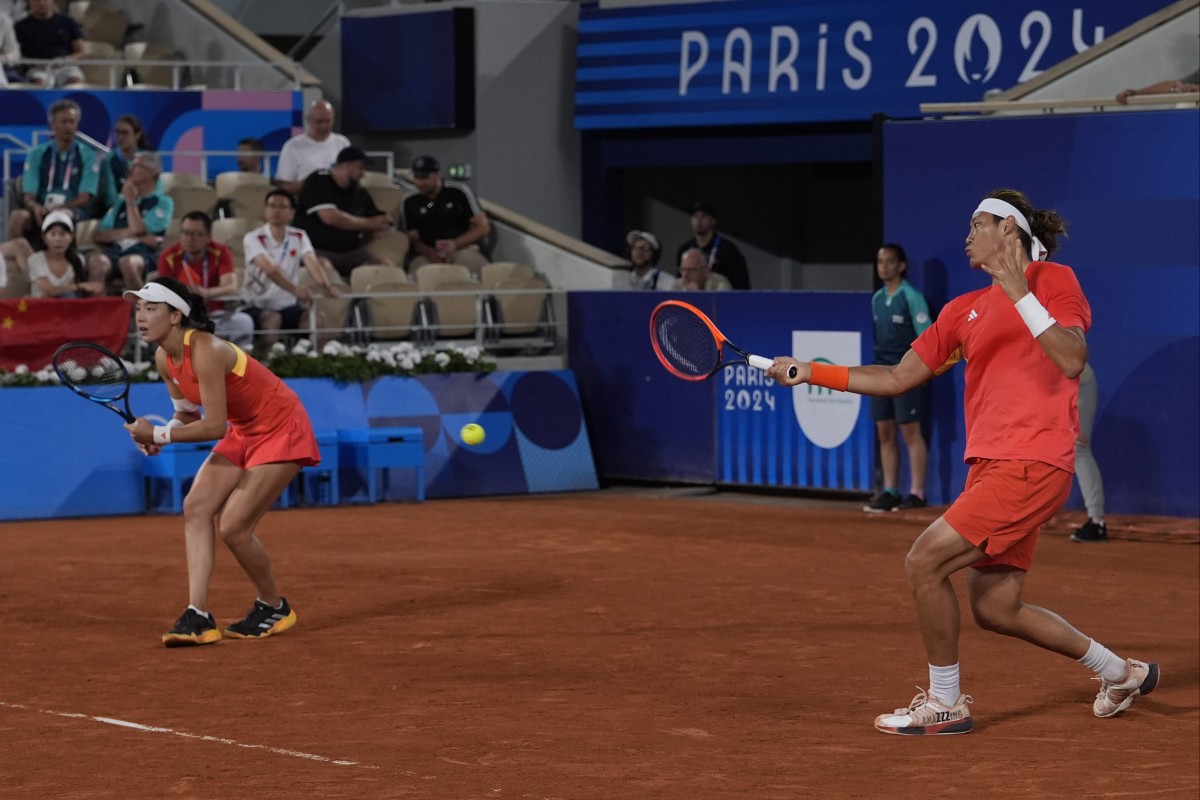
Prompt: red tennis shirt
<box><xmin>912</xmin><ymin>261</ymin><xmax>1091</xmax><ymax>472</ymax></box>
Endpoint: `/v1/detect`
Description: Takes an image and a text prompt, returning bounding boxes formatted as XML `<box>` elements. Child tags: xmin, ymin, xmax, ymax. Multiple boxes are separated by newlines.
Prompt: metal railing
<box><xmin>124</xmin><ymin>286</ymin><xmax>566</xmax><ymax>364</ymax></box>
<box><xmin>4</xmin><ymin>56</ymin><xmax>305</xmax><ymax>90</ymax></box>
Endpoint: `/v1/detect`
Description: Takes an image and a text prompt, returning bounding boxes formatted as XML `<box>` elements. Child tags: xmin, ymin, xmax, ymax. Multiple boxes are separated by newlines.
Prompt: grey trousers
<box><xmin>1075</xmin><ymin>362</ymin><xmax>1105</xmax><ymax>518</ymax></box>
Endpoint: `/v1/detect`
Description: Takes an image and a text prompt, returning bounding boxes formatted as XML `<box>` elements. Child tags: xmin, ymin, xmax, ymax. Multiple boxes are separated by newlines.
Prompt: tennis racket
<box><xmin>649</xmin><ymin>300</ymin><xmax>797</xmax><ymax>381</ymax></box>
<box><xmin>52</xmin><ymin>342</ymin><xmax>136</xmax><ymax>423</ymax></box>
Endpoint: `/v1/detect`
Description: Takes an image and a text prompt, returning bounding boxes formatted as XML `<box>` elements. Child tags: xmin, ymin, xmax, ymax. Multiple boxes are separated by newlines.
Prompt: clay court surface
<box><xmin>0</xmin><ymin>491</ymin><xmax>1196</xmax><ymax>799</ymax></box>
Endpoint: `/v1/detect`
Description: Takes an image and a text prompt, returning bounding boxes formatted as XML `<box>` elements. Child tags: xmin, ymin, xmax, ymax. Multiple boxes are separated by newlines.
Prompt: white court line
<box><xmin>0</xmin><ymin>700</ymin><xmax>377</xmax><ymax>769</ymax></box>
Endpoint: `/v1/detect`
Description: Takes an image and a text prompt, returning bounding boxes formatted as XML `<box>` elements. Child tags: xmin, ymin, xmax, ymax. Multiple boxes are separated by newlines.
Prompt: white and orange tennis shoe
<box><xmin>874</xmin><ymin>688</ymin><xmax>974</xmax><ymax>735</ymax></box>
<box><xmin>1092</xmin><ymin>658</ymin><xmax>1159</xmax><ymax>718</ymax></box>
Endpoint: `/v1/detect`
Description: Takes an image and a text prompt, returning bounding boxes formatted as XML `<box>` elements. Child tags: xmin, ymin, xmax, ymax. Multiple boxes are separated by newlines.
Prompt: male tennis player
<box><xmin>124</xmin><ymin>276</ymin><xmax>318</xmax><ymax>647</ymax></box>
<box><xmin>766</xmin><ymin>188</ymin><xmax>1157</xmax><ymax>735</ymax></box>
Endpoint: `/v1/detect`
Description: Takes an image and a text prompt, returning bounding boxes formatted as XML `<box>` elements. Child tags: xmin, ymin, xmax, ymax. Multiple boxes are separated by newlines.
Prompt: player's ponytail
<box><xmin>984</xmin><ymin>188</ymin><xmax>1069</xmax><ymax>259</ymax></box>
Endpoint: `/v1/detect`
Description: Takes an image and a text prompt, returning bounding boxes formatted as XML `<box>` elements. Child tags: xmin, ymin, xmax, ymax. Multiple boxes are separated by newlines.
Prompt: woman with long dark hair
<box><xmin>124</xmin><ymin>276</ymin><xmax>319</xmax><ymax>647</ymax></box>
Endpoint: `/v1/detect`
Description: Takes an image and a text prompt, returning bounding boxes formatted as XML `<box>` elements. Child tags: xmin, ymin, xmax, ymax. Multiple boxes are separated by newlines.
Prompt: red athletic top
<box><xmin>912</xmin><ymin>261</ymin><xmax>1091</xmax><ymax>472</ymax></box>
<box><xmin>165</xmin><ymin>328</ymin><xmax>303</xmax><ymax>437</ymax></box>
<box><xmin>157</xmin><ymin>242</ymin><xmax>235</xmax><ymax>312</ymax></box>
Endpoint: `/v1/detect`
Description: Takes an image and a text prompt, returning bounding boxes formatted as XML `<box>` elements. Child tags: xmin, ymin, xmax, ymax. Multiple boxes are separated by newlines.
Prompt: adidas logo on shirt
<box><xmin>967</xmin><ymin>309</ymin><xmax>978</xmax><ymax>322</ymax></box>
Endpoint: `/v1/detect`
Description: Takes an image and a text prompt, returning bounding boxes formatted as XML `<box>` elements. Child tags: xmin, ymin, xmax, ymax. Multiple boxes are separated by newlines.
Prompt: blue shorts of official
<box><xmin>871</xmin><ymin>382</ymin><xmax>929</xmax><ymax>424</ymax></box>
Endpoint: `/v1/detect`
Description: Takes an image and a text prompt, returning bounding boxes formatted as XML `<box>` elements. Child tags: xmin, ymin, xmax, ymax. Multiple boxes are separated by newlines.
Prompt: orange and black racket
<box><xmin>649</xmin><ymin>300</ymin><xmax>796</xmax><ymax>382</ymax></box>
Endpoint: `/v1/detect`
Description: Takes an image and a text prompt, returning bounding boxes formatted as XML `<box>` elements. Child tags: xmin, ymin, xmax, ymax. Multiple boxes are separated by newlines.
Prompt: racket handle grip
<box><xmin>747</xmin><ymin>355</ymin><xmax>773</xmax><ymax>371</ymax></box>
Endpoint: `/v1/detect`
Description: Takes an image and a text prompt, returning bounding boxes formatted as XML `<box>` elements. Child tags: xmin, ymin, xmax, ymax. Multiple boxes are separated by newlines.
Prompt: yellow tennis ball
<box><xmin>461</xmin><ymin>423</ymin><xmax>485</xmax><ymax>446</ymax></box>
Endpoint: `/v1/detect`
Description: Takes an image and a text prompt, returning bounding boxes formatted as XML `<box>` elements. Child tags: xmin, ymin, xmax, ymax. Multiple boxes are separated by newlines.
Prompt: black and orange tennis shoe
<box><xmin>224</xmin><ymin>597</ymin><xmax>297</xmax><ymax>640</ymax></box>
<box><xmin>162</xmin><ymin>607</ymin><xmax>222</xmax><ymax>648</ymax></box>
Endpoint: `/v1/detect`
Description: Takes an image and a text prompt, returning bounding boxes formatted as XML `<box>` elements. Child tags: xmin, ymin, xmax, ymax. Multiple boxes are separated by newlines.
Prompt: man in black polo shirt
<box><xmin>674</xmin><ymin>200</ymin><xmax>750</xmax><ymax>290</ymax></box>
<box><xmin>15</xmin><ymin>0</ymin><xmax>85</xmax><ymax>87</ymax></box>
<box><xmin>403</xmin><ymin>155</ymin><xmax>490</xmax><ymax>276</ymax></box>
<box><xmin>296</xmin><ymin>146</ymin><xmax>395</xmax><ymax>278</ymax></box>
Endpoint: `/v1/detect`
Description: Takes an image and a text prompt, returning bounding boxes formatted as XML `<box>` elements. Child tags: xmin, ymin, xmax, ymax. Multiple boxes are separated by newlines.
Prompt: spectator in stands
<box><xmin>155</xmin><ymin>211</ymin><xmax>254</xmax><ymax>348</ymax></box>
<box><xmin>27</xmin><ymin>210</ymin><xmax>102</xmax><ymax>297</ymax></box>
<box><xmin>94</xmin><ymin>114</ymin><xmax>152</xmax><ymax>219</ymax></box>
<box><xmin>273</xmin><ymin>99</ymin><xmax>350</xmax><ymax>196</ymax></box>
<box><xmin>675</xmin><ymin>200</ymin><xmax>750</xmax><ymax>290</ymax></box>
<box><xmin>864</xmin><ymin>244</ymin><xmax>932</xmax><ymax>513</ymax></box>
<box><xmin>672</xmin><ymin>247</ymin><xmax>732</xmax><ymax>291</ymax></box>
<box><xmin>8</xmin><ymin>99</ymin><xmax>98</xmax><ymax>245</ymax></box>
<box><xmin>404</xmin><ymin>155</ymin><xmax>490</xmax><ymax>277</ymax></box>
<box><xmin>0</xmin><ymin>8</ymin><xmax>20</xmax><ymax>85</ymax></box>
<box><xmin>87</xmin><ymin>151</ymin><xmax>173</xmax><ymax>292</ymax></box>
<box><xmin>242</xmin><ymin>189</ymin><xmax>340</xmax><ymax>348</ymax></box>
<box><xmin>0</xmin><ymin>239</ymin><xmax>33</xmax><ymax>282</ymax></box>
<box><xmin>14</xmin><ymin>0</ymin><xmax>85</xmax><ymax>87</ymax></box>
<box><xmin>1116</xmin><ymin>69</ymin><xmax>1200</xmax><ymax>104</ymax></box>
<box><xmin>626</xmin><ymin>230</ymin><xmax>673</xmax><ymax>290</ymax></box>
<box><xmin>297</xmin><ymin>146</ymin><xmax>393</xmax><ymax>278</ymax></box>
<box><xmin>237</xmin><ymin>136</ymin><xmax>266</xmax><ymax>174</ymax></box>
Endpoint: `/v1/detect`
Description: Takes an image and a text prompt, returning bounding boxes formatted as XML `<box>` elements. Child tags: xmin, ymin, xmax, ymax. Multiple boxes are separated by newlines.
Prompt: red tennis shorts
<box><xmin>943</xmin><ymin>458</ymin><xmax>1073</xmax><ymax>572</ymax></box>
<box><xmin>213</xmin><ymin>414</ymin><xmax>320</xmax><ymax>470</ymax></box>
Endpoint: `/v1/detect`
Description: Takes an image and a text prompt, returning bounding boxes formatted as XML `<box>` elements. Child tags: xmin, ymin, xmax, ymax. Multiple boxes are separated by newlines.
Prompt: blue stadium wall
<box><xmin>572</xmin><ymin>109</ymin><xmax>1199</xmax><ymax>519</ymax></box>
<box><xmin>882</xmin><ymin>110</ymin><xmax>1199</xmax><ymax>518</ymax></box>
<box><xmin>0</xmin><ymin>373</ymin><xmax>598</xmax><ymax>520</ymax></box>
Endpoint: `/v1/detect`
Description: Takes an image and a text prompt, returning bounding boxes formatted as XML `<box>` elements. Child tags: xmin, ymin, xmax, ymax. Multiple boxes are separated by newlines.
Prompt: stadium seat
<box><xmin>364</xmin><ymin>280</ymin><xmax>423</xmax><ymax>341</ymax></box>
<box><xmin>210</xmin><ymin>217</ymin><xmax>247</xmax><ymax>264</ymax></box>
<box><xmin>299</xmin><ymin>261</ymin><xmax>353</xmax><ymax>342</ymax></box>
<box><xmin>160</xmin><ymin>172</ymin><xmax>207</xmax><ymax>193</ymax></box>
<box><xmin>358</xmin><ymin>171</ymin><xmax>395</xmax><ymax>188</ymax></box>
<box><xmin>79</xmin><ymin>40</ymin><xmax>121</xmax><ymax>87</ymax></box>
<box><xmin>364</xmin><ymin>228</ymin><xmax>409</xmax><ymax>266</ymax></box>
<box><xmin>429</xmin><ymin>279</ymin><xmax>479</xmax><ymax>339</ymax></box>
<box><xmin>365</xmin><ymin>185</ymin><xmax>404</xmax><ymax>219</ymax></box>
<box><xmin>414</xmin><ymin>262</ymin><xmax>471</xmax><ymax>292</ymax></box>
<box><xmin>167</xmin><ymin>184</ymin><xmax>218</xmax><ymax>219</ymax></box>
<box><xmin>123</xmin><ymin>42</ymin><xmax>181</xmax><ymax>87</ymax></box>
<box><xmin>349</xmin><ymin>264</ymin><xmax>408</xmax><ymax>294</ymax></box>
<box><xmin>480</xmin><ymin>261</ymin><xmax>534</xmax><ymax>289</ymax></box>
<box><xmin>230</xmin><ymin>182</ymin><xmax>271</xmax><ymax>224</ymax></box>
<box><xmin>84</xmin><ymin>7</ymin><xmax>129</xmax><ymax>50</ymax></box>
<box><xmin>214</xmin><ymin>170</ymin><xmax>270</xmax><ymax>201</ymax></box>
<box><xmin>494</xmin><ymin>275</ymin><xmax>550</xmax><ymax>336</ymax></box>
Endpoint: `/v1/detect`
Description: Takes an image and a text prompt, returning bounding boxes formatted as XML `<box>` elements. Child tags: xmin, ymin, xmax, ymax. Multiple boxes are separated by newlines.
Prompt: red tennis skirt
<box><xmin>212</xmin><ymin>413</ymin><xmax>320</xmax><ymax>470</ymax></box>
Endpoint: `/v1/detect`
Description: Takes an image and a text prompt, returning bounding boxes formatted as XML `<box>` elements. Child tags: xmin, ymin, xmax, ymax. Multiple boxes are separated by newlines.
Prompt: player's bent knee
<box><xmin>971</xmin><ymin>602</ymin><xmax>1017</xmax><ymax>634</ymax></box>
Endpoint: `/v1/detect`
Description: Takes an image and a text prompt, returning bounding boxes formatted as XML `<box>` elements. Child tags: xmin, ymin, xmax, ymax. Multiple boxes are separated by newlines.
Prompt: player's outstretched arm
<box><xmin>767</xmin><ymin>348</ymin><xmax>933</xmax><ymax>397</ymax></box>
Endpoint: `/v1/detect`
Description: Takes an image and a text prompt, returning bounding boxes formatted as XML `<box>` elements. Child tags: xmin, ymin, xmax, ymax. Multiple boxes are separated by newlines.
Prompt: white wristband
<box><xmin>152</xmin><ymin>425</ymin><xmax>173</xmax><ymax>445</ymax></box>
<box><xmin>172</xmin><ymin>396</ymin><xmax>200</xmax><ymax>413</ymax></box>
<box><xmin>1014</xmin><ymin>293</ymin><xmax>1056</xmax><ymax>338</ymax></box>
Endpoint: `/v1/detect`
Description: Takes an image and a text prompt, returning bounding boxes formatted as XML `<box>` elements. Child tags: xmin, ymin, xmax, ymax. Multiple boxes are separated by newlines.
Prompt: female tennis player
<box><xmin>124</xmin><ymin>276</ymin><xmax>319</xmax><ymax>647</ymax></box>
<box><xmin>766</xmin><ymin>188</ymin><xmax>1157</xmax><ymax>735</ymax></box>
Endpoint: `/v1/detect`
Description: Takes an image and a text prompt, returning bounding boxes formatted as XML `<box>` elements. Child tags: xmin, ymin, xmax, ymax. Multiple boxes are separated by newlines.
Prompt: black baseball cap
<box><xmin>335</xmin><ymin>146</ymin><xmax>371</xmax><ymax>165</ymax></box>
<box><xmin>411</xmin><ymin>155</ymin><xmax>440</xmax><ymax>177</ymax></box>
<box><xmin>689</xmin><ymin>199</ymin><xmax>717</xmax><ymax>216</ymax></box>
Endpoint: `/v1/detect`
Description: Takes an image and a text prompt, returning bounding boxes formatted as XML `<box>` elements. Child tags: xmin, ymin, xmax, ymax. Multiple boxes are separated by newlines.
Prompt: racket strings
<box><xmin>653</xmin><ymin>307</ymin><xmax>720</xmax><ymax>377</ymax></box>
<box><xmin>54</xmin><ymin>346</ymin><xmax>129</xmax><ymax>400</ymax></box>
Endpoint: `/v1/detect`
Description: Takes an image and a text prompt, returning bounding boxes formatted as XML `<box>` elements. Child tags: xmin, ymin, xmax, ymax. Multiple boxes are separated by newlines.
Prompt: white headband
<box><xmin>974</xmin><ymin>198</ymin><xmax>1047</xmax><ymax>261</ymax></box>
<box><xmin>123</xmin><ymin>282</ymin><xmax>192</xmax><ymax>316</ymax></box>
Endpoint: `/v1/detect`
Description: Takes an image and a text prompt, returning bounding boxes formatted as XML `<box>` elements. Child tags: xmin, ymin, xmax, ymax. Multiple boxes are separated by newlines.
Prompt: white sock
<box><xmin>929</xmin><ymin>663</ymin><xmax>961</xmax><ymax>707</ymax></box>
<box><xmin>1078</xmin><ymin>638</ymin><xmax>1127</xmax><ymax>682</ymax></box>
<box><xmin>187</xmin><ymin>604</ymin><xmax>211</xmax><ymax>619</ymax></box>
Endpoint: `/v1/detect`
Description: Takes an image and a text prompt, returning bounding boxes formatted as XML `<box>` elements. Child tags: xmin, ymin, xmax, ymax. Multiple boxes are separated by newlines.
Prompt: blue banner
<box><xmin>575</xmin><ymin>0</ymin><xmax>1169</xmax><ymax>129</ymax></box>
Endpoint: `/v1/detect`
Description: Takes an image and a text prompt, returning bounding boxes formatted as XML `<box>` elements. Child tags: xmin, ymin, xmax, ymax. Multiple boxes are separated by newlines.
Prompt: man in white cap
<box><xmin>625</xmin><ymin>230</ymin><xmax>672</xmax><ymax>290</ymax></box>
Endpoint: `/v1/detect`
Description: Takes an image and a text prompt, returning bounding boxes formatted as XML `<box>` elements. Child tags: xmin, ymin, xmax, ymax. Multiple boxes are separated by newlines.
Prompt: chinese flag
<box><xmin>0</xmin><ymin>298</ymin><xmax>131</xmax><ymax>371</ymax></box>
